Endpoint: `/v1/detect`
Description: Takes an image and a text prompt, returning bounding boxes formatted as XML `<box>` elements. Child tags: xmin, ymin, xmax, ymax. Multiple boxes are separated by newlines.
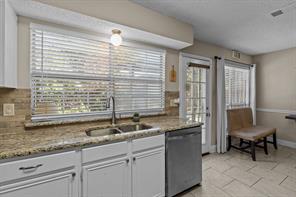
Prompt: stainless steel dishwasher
<box><xmin>166</xmin><ymin>126</ymin><xmax>202</xmax><ymax>197</ymax></box>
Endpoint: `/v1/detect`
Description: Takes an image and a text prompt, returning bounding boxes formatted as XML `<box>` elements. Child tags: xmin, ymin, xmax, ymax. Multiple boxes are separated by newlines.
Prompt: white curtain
<box><xmin>216</xmin><ymin>58</ymin><xmax>227</xmax><ymax>153</ymax></box>
<box><xmin>250</xmin><ymin>64</ymin><xmax>256</xmax><ymax>124</ymax></box>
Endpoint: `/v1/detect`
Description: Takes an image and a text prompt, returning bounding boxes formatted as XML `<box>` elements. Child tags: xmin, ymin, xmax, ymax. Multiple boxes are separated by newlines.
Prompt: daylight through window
<box><xmin>30</xmin><ymin>25</ymin><xmax>165</xmax><ymax>120</ymax></box>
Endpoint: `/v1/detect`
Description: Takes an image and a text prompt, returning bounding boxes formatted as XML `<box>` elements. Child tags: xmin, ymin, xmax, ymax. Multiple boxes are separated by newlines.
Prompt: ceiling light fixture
<box><xmin>110</xmin><ymin>29</ymin><xmax>122</xmax><ymax>46</ymax></box>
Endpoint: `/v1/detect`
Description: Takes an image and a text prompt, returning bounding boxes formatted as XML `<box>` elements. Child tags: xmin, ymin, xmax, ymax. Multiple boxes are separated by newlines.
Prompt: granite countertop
<box><xmin>0</xmin><ymin>116</ymin><xmax>202</xmax><ymax>160</ymax></box>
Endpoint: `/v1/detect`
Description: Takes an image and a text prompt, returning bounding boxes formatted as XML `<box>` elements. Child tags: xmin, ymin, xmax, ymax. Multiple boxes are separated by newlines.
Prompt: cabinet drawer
<box><xmin>132</xmin><ymin>134</ymin><xmax>165</xmax><ymax>153</ymax></box>
<box><xmin>82</xmin><ymin>141</ymin><xmax>128</xmax><ymax>164</ymax></box>
<box><xmin>0</xmin><ymin>151</ymin><xmax>77</xmax><ymax>184</ymax></box>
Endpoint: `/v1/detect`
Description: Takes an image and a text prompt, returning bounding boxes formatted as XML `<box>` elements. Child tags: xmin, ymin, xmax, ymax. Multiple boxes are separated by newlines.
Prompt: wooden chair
<box><xmin>227</xmin><ymin>108</ymin><xmax>277</xmax><ymax>161</ymax></box>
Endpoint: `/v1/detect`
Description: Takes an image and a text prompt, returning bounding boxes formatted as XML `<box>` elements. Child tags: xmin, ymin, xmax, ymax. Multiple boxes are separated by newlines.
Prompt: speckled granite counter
<box><xmin>0</xmin><ymin>116</ymin><xmax>201</xmax><ymax>160</ymax></box>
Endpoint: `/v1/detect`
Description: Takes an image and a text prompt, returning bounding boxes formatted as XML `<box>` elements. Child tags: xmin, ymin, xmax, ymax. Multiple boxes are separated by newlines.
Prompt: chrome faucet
<box><xmin>106</xmin><ymin>96</ymin><xmax>116</xmax><ymax>125</ymax></box>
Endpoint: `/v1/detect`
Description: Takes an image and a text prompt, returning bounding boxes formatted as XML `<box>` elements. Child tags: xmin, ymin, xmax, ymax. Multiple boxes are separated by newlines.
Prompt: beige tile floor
<box><xmin>178</xmin><ymin>144</ymin><xmax>296</xmax><ymax>197</ymax></box>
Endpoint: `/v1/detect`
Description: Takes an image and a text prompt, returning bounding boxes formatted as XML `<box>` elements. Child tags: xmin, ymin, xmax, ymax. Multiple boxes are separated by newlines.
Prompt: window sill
<box><xmin>24</xmin><ymin>112</ymin><xmax>167</xmax><ymax>129</ymax></box>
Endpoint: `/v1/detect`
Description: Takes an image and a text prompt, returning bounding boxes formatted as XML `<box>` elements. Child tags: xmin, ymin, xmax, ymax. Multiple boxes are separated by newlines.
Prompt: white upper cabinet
<box><xmin>0</xmin><ymin>0</ymin><xmax>17</xmax><ymax>88</ymax></box>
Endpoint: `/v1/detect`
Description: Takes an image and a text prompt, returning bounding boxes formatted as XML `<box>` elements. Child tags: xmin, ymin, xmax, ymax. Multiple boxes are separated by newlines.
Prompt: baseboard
<box><xmin>277</xmin><ymin>139</ymin><xmax>296</xmax><ymax>149</ymax></box>
<box><xmin>267</xmin><ymin>137</ymin><xmax>296</xmax><ymax>149</ymax></box>
<box><xmin>209</xmin><ymin>145</ymin><xmax>217</xmax><ymax>153</ymax></box>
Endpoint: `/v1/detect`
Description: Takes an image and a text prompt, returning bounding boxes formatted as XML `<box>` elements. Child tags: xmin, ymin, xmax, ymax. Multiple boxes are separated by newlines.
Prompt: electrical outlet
<box><xmin>170</xmin><ymin>99</ymin><xmax>179</xmax><ymax>107</ymax></box>
<box><xmin>3</xmin><ymin>104</ymin><xmax>15</xmax><ymax>116</ymax></box>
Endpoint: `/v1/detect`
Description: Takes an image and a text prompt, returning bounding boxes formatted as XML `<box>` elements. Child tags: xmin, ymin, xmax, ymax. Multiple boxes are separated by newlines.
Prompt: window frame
<box><xmin>29</xmin><ymin>23</ymin><xmax>166</xmax><ymax>122</ymax></box>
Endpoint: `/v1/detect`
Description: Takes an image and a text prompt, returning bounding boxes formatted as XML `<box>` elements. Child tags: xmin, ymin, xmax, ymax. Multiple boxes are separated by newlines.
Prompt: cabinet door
<box><xmin>132</xmin><ymin>148</ymin><xmax>165</xmax><ymax>197</ymax></box>
<box><xmin>0</xmin><ymin>0</ymin><xmax>17</xmax><ymax>88</ymax></box>
<box><xmin>0</xmin><ymin>171</ymin><xmax>77</xmax><ymax>197</ymax></box>
<box><xmin>82</xmin><ymin>157</ymin><xmax>129</xmax><ymax>197</ymax></box>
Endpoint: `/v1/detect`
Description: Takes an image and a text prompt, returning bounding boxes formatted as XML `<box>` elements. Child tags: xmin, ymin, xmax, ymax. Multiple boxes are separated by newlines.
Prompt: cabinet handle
<box><xmin>72</xmin><ymin>172</ymin><xmax>76</xmax><ymax>177</ymax></box>
<box><xmin>133</xmin><ymin>157</ymin><xmax>136</xmax><ymax>162</ymax></box>
<box><xmin>126</xmin><ymin>159</ymin><xmax>129</xmax><ymax>163</ymax></box>
<box><xmin>19</xmin><ymin>164</ymin><xmax>43</xmax><ymax>171</ymax></box>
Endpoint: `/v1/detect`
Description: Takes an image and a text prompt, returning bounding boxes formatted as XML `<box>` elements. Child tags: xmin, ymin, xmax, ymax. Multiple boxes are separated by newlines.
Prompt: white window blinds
<box><xmin>30</xmin><ymin>25</ymin><xmax>165</xmax><ymax>120</ymax></box>
<box><xmin>225</xmin><ymin>62</ymin><xmax>250</xmax><ymax>109</ymax></box>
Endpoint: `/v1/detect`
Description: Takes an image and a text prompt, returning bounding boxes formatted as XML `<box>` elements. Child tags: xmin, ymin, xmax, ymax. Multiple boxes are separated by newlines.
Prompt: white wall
<box><xmin>254</xmin><ymin>48</ymin><xmax>296</xmax><ymax>143</ymax></box>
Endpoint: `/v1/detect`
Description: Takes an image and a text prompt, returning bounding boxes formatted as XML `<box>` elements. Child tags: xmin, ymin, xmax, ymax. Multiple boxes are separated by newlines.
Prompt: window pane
<box><xmin>186</xmin><ymin>82</ymin><xmax>206</xmax><ymax>98</ymax></box>
<box><xmin>225</xmin><ymin>64</ymin><xmax>250</xmax><ymax>109</ymax></box>
<box><xmin>186</xmin><ymin>67</ymin><xmax>206</xmax><ymax>83</ymax></box>
<box><xmin>32</xmin><ymin>77</ymin><xmax>110</xmax><ymax>115</ymax></box>
<box><xmin>186</xmin><ymin>98</ymin><xmax>206</xmax><ymax>115</ymax></box>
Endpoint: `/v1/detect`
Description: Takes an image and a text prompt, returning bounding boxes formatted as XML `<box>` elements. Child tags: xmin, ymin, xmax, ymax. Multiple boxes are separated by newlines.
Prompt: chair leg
<box><xmin>227</xmin><ymin>135</ymin><xmax>232</xmax><ymax>151</ymax></box>
<box><xmin>240</xmin><ymin>139</ymin><xmax>244</xmax><ymax>147</ymax></box>
<box><xmin>273</xmin><ymin>133</ymin><xmax>278</xmax><ymax>149</ymax></box>
<box><xmin>251</xmin><ymin>141</ymin><xmax>256</xmax><ymax>161</ymax></box>
<box><xmin>263</xmin><ymin>137</ymin><xmax>268</xmax><ymax>155</ymax></box>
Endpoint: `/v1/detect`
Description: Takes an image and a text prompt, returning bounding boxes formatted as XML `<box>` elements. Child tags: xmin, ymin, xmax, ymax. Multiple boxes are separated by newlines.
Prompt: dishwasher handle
<box><xmin>167</xmin><ymin>127</ymin><xmax>201</xmax><ymax>137</ymax></box>
<box><xmin>167</xmin><ymin>132</ymin><xmax>200</xmax><ymax>140</ymax></box>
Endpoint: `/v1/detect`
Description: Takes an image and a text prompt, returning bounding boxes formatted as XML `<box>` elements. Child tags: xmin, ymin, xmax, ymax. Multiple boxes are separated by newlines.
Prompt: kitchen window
<box><xmin>224</xmin><ymin>61</ymin><xmax>250</xmax><ymax>109</ymax></box>
<box><xmin>30</xmin><ymin>24</ymin><xmax>165</xmax><ymax>121</ymax></box>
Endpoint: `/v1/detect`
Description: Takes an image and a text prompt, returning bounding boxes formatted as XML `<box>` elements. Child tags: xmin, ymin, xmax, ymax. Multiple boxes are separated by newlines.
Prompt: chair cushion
<box><xmin>229</xmin><ymin>126</ymin><xmax>276</xmax><ymax>141</ymax></box>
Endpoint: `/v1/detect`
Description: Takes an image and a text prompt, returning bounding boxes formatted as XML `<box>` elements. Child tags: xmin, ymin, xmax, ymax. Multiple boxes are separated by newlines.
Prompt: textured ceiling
<box><xmin>132</xmin><ymin>0</ymin><xmax>296</xmax><ymax>55</ymax></box>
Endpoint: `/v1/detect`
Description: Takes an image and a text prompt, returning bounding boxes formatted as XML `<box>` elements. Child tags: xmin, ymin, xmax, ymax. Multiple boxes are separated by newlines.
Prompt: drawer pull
<box><xmin>19</xmin><ymin>164</ymin><xmax>43</xmax><ymax>171</ymax></box>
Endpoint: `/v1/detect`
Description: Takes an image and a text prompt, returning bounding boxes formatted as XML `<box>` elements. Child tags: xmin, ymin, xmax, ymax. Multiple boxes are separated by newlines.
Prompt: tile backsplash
<box><xmin>0</xmin><ymin>89</ymin><xmax>179</xmax><ymax>133</ymax></box>
<box><xmin>0</xmin><ymin>89</ymin><xmax>31</xmax><ymax>129</ymax></box>
<box><xmin>165</xmin><ymin>91</ymin><xmax>179</xmax><ymax>116</ymax></box>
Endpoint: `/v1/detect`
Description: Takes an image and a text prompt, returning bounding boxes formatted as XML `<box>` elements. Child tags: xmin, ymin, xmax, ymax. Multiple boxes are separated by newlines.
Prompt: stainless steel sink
<box><xmin>85</xmin><ymin>128</ymin><xmax>121</xmax><ymax>137</ymax></box>
<box><xmin>85</xmin><ymin>123</ymin><xmax>158</xmax><ymax>137</ymax></box>
<box><xmin>117</xmin><ymin>124</ymin><xmax>153</xmax><ymax>133</ymax></box>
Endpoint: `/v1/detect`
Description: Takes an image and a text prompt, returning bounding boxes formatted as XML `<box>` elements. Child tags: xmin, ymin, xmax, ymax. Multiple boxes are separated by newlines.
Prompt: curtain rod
<box><xmin>214</xmin><ymin>56</ymin><xmax>253</xmax><ymax>67</ymax></box>
<box><xmin>225</xmin><ymin>59</ymin><xmax>253</xmax><ymax>67</ymax></box>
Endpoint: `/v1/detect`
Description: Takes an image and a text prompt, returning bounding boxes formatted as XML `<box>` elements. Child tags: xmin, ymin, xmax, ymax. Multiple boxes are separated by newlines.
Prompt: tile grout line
<box><xmin>227</xmin><ymin>177</ymin><xmax>268</xmax><ymax>197</ymax></box>
<box><xmin>222</xmin><ymin>166</ymin><xmax>234</xmax><ymax>175</ymax></box>
<box><xmin>270</xmin><ymin>162</ymin><xmax>279</xmax><ymax>170</ymax></box>
<box><xmin>246</xmin><ymin>163</ymin><xmax>257</xmax><ymax>172</ymax></box>
<box><xmin>279</xmin><ymin>175</ymin><xmax>288</xmax><ymax>185</ymax></box>
<box><xmin>250</xmin><ymin>177</ymin><xmax>262</xmax><ymax>188</ymax></box>
<box><xmin>222</xmin><ymin>179</ymin><xmax>235</xmax><ymax>189</ymax></box>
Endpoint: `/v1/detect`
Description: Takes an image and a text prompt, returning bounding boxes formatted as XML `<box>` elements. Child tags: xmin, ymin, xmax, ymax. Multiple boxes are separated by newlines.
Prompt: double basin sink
<box><xmin>85</xmin><ymin>123</ymin><xmax>157</xmax><ymax>137</ymax></box>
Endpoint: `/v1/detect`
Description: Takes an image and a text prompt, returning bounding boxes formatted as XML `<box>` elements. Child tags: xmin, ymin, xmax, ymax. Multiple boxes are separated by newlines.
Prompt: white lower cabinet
<box><xmin>82</xmin><ymin>157</ymin><xmax>129</xmax><ymax>197</ymax></box>
<box><xmin>82</xmin><ymin>134</ymin><xmax>165</xmax><ymax>197</ymax></box>
<box><xmin>0</xmin><ymin>134</ymin><xmax>165</xmax><ymax>197</ymax></box>
<box><xmin>0</xmin><ymin>151</ymin><xmax>79</xmax><ymax>197</ymax></box>
<box><xmin>132</xmin><ymin>148</ymin><xmax>165</xmax><ymax>197</ymax></box>
<box><xmin>82</xmin><ymin>141</ymin><xmax>129</xmax><ymax>197</ymax></box>
<box><xmin>0</xmin><ymin>170</ymin><xmax>77</xmax><ymax>197</ymax></box>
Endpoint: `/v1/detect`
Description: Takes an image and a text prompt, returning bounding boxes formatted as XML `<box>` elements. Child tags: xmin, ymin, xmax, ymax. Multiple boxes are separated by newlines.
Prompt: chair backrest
<box><xmin>227</xmin><ymin>107</ymin><xmax>253</xmax><ymax>133</ymax></box>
